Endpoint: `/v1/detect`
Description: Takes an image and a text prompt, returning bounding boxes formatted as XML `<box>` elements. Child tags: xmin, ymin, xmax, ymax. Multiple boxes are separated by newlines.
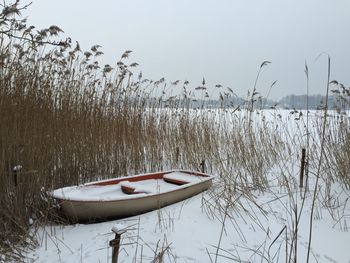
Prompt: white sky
<box><xmin>24</xmin><ymin>0</ymin><xmax>350</xmax><ymax>100</ymax></box>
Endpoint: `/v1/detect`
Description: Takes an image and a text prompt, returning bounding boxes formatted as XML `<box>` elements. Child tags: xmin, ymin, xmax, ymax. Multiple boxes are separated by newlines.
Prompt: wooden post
<box><xmin>13</xmin><ymin>169</ymin><xmax>18</xmax><ymax>187</ymax></box>
<box><xmin>299</xmin><ymin>148</ymin><xmax>306</xmax><ymax>188</ymax></box>
<box><xmin>12</xmin><ymin>165</ymin><xmax>22</xmax><ymax>187</ymax></box>
<box><xmin>175</xmin><ymin>147</ymin><xmax>179</xmax><ymax>163</ymax></box>
<box><xmin>110</xmin><ymin>225</ymin><xmax>126</xmax><ymax>263</ymax></box>
<box><xmin>200</xmin><ymin>160</ymin><xmax>206</xmax><ymax>173</ymax></box>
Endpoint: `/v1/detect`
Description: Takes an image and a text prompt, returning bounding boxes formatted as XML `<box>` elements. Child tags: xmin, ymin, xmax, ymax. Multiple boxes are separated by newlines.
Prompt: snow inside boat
<box><xmin>52</xmin><ymin>170</ymin><xmax>214</xmax><ymax>222</ymax></box>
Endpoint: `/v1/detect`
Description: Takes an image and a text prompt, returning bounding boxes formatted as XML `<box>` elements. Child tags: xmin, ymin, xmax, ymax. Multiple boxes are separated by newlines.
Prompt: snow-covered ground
<box><xmin>24</xmin><ymin>109</ymin><xmax>350</xmax><ymax>263</ymax></box>
<box><xmin>25</xmin><ymin>183</ymin><xmax>350</xmax><ymax>262</ymax></box>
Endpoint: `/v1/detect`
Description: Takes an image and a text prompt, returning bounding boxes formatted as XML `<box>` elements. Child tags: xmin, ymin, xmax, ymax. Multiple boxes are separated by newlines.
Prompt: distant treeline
<box><xmin>152</xmin><ymin>93</ymin><xmax>350</xmax><ymax>110</ymax></box>
<box><xmin>277</xmin><ymin>94</ymin><xmax>350</xmax><ymax>110</ymax></box>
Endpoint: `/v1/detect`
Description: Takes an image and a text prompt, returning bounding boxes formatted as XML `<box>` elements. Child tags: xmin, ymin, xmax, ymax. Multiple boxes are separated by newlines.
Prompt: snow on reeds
<box><xmin>1</xmin><ymin>1</ymin><xmax>350</xmax><ymax>262</ymax></box>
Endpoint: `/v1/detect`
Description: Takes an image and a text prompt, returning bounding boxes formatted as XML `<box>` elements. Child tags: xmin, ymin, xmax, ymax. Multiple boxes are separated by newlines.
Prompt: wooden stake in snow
<box><xmin>110</xmin><ymin>224</ymin><xmax>126</xmax><ymax>263</ymax></box>
<box><xmin>299</xmin><ymin>148</ymin><xmax>306</xmax><ymax>188</ymax></box>
<box><xmin>175</xmin><ymin>146</ymin><xmax>179</xmax><ymax>163</ymax></box>
<box><xmin>200</xmin><ymin>160</ymin><xmax>206</xmax><ymax>173</ymax></box>
<box><xmin>12</xmin><ymin>164</ymin><xmax>22</xmax><ymax>187</ymax></box>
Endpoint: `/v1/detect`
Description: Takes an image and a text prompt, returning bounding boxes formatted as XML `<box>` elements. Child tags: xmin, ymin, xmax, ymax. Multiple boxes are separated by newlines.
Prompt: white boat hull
<box><xmin>52</xmin><ymin>170</ymin><xmax>213</xmax><ymax>222</ymax></box>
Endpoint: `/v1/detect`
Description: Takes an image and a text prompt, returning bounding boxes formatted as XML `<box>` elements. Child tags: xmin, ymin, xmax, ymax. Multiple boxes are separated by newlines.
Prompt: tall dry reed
<box><xmin>1</xmin><ymin>1</ymin><xmax>349</xmax><ymax>261</ymax></box>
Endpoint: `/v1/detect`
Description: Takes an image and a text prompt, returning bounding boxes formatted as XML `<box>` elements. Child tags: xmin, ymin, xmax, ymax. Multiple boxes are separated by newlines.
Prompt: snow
<box><xmin>111</xmin><ymin>224</ymin><xmax>126</xmax><ymax>235</ymax></box>
<box><xmin>119</xmin><ymin>181</ymin><xmax>155</xmax><ymax>194</ymax></box>
<box><xmin>50</xmin><ymin>184</ymin><xmax>145</xmax><ymax>201</ymax></box>
<box><xmin>120</xmin><ymin>179</ymin><xmax>179</xmax><ymax>194</ymax></box>
<box><xmin>24</xmin><ymin>188</ymin><xmax>350</xmax><ymax>263</ymax></box>
<box><xmin>163</xmin><ymin>171</ymin><xmax>208</xmax><ymax>183</ymax></box>
<box><xmin>51</xmin><ymin>172</ymin><xmax>208</xmax><ymax>201</ymax></box>
<box><xmin>23</xmin><ymin>110</ymin><xmax>350</xmax><ymax>262</ymax></box>
<box><xmin>12</xmin><ymin>164</ymin><xmax>22</xmax><ymax>171</ymax></box>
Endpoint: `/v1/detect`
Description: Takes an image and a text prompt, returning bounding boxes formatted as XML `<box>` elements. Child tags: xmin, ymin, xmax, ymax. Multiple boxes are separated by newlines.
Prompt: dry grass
<box><xmin>1</xmin><ymin>1</ymin><xmax>350</xmax><ymax>262</ymax></box>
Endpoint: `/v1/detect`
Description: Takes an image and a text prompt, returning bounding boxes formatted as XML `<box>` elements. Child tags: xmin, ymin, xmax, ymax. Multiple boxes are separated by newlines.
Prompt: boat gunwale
<box><xmin>52</xmin><ymin>170</ymin><xmax>214</xmax><ymax>203</ymax></box>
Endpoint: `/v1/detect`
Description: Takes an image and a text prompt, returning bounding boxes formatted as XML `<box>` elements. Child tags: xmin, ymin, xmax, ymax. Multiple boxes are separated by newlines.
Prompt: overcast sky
<box><xmin>24</xmin><ymin>0</ymin><xmax>350</xmax><ymax>100</ymax></box>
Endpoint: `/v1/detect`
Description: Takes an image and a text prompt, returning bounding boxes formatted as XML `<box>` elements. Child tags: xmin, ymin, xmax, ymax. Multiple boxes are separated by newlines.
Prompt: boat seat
<box><xmin>120</xmin><ymin>181</ymin><xmax>154</xmax><ymax>195</ymax></box>
<box><xmin>163</xmin><ymin>172</ymin><xmax>193</xmax><ymax>185</ymax></box>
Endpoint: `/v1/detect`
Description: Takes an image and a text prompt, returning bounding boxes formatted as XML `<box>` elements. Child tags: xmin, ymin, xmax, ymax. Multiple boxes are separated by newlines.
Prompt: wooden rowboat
<box><xmin>52</xmin><ymin>170</ymin><xmax>214</xmax><ymax>222</ymax></box>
